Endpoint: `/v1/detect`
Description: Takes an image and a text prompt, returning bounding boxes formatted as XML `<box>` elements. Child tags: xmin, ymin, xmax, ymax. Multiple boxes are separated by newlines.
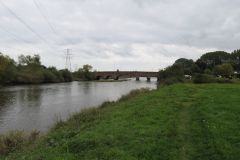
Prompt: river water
<box><xmin>0</xmin><ymin>79</ymin><xmax>157</xmax><ymax>133</ymax></box>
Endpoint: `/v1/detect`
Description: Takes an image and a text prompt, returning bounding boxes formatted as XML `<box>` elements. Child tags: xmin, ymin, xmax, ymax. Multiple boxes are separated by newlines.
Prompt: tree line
<box><xmin>2</xmin><ymin>49</ymin><xmax>240</xmax><ymax>85</ymax></box>
<box><xmin>0</xmin><ymin>53</ymin><xmax>73</xmax><ymax>85</ymax></box>
<box><xmin>159</xmin><ymin>50</ymin><xmax>240</xmax><ymax>84</ymax></box>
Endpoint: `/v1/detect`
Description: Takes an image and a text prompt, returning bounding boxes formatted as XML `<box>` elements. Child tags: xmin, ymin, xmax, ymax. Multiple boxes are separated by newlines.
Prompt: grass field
<box><xmin>3</xmin><ymin>84</ymin><xmax>240</xmax><ymax>160</ymax></box>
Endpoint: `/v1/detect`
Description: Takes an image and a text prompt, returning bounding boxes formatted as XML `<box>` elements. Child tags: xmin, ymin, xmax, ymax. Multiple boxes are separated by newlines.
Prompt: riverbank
<box><xmin>2</xmin><ymin>83</ymin><xmax>240</xmax><ymax>159</ymax></box>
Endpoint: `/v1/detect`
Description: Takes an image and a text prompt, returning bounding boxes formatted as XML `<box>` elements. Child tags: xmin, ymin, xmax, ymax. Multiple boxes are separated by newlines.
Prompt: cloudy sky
<box><xmin>0</xmin><ymin>0</ymin><xmax>239</xmax><ymax>71</ymax></box>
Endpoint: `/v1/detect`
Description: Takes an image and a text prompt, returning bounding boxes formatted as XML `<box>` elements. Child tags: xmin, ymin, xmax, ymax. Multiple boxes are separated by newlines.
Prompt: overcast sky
<box><xmin>0</xmin><ymin>0</ymin><xmax>240</xmax><ymax>71</ymax></box>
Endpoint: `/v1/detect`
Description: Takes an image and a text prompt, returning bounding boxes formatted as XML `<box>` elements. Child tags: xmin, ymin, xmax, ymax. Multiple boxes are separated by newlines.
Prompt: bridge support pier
<box><xmin>136</xmin><ymin>77</ymin><xmax>140</xmax><ymax>81</ymax></box>
<box><xmin>157</xmin><ymin>77</ymin><xmax>160</xmax><ymax>82</ymax></box>
<box><xmin>147</xmin><ymin>77</ymin><xmax>151</xmax><ymax>82</ymax></box>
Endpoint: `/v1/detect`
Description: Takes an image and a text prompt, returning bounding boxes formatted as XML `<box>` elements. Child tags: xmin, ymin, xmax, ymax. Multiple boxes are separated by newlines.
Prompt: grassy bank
<box><xmin>2</xmin><ymin>84</ymin><xmax>240</xmax><ymax>159</ymax></box>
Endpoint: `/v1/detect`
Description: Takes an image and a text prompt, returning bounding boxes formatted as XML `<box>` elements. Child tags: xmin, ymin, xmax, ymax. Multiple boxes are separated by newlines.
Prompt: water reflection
<box><xmin>17</xmin><ymin>86</ymin><xmax>43</xmax><ymax>108</ymax></box>
<box><xmin>0</xmin><ymin>80</ymin><xmax>156</xmax><ymax>133</ymax></box>
<box><xmin>0</xmin><ymin>93</ymin><xmax>13</xmax><ymax>109</ymax></box>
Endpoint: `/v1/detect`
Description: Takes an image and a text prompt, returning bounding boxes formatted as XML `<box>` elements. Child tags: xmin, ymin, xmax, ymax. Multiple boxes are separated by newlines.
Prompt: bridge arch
<box><xmin>104</xmin><ymin>75</ymin><xmax>112</xmax><ymax>79</ymax></box>
<box><xmin>95</xmin><ymin>71</ymin><xmax>159</xmax><ymax>81</ymax></box>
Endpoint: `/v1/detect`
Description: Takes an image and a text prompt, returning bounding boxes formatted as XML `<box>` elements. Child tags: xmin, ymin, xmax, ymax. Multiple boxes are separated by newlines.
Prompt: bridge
<box><xmin>95</xmin><ymin>71</ymin><xmax>159</xmax><ymax>81</ymax></box>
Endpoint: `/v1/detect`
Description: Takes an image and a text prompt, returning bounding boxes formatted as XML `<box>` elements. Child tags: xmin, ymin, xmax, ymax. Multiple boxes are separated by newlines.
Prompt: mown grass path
<box><xmin>4</xmin><ymin>84</ymin><xmax>240</xmax><ymax>160</ymax></box>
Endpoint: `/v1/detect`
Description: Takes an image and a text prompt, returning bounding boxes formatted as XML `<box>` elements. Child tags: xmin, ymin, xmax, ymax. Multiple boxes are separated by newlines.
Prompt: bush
<box><xmin>1</xmin><ymin>53</ymin><xmax>73</xmax><ymax>85</ymax></box>
<box><xmin>213</xmin><ymin>63</ymin><xmax>234</xmax><ymax>78</ymax></box>
<box><xmin>43</xmin><ymin>70</ymin><xmax>59</xmax><ymax>83</ymax></box>
<box><xmin>73</xmin><ymin>64</ymin><xmax>96</xmax><ymax>81</ymax></box>
<box><xmin>15</xmin><ymin>70</ymin><xmax>44</xmax><ymax>84</ymax></box>
<box><xmin>160</xmin><ymin>77</ymin><xmax>184</xmax><ymax>86</ymax></box>
<box><xmin>193</xmin><ymin>74</ymin><xmax>216</xmax><ymax>83</ymax></box>
<box><xmin>0</xmin><ymin>54</ymin><xmax>17</xmax><ymax>84</ymax></box>
<box><xmin>158</xmin><ymin>64</ymin><xmax>184</xmax><ymax>85</ymax></box>
<box><xmin>215</xmin><ymin>77</ymin><xmax>232</xmax><ymax>83</ymax></box>
<box><xmin>60</xmin><ymin>69</ymin><xmax>73</xmax><ymax>82</ymax></box>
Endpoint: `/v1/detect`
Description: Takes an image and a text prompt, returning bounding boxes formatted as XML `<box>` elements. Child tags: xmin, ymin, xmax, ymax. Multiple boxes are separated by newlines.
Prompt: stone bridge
<box><xmin>95</xmin><ymin>71</ymin><xmax>159</xmax><ymax>81</ymax></box>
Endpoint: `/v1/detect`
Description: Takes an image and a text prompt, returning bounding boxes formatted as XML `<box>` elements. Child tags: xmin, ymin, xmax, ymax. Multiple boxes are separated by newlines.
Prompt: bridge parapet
<box><xmin>95</xmin><ymin>71</ymin><xmax>159</xmax><ymax>81</ymax></box>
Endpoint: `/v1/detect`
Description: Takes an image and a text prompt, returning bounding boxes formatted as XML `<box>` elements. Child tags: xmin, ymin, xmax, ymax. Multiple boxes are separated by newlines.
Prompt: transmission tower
<box><xmin>65</xmin><ymin>48</ymin><xmax>72</xmax><ymax>71</ymax></box>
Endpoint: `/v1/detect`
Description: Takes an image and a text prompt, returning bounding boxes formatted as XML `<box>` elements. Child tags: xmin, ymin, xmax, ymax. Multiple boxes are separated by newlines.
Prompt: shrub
<box><xmin>193</xmin><ymin>74</ymin><xmax>216</xmax><ymax>83</ymax></box>
<box><xmin>215</xmin><ymin>77</ymin><xmax>232</xmax><ymax>83</ymax></box>
<box><xmin>213</xmin><ymin>63</ymin><xmax>234</xmax><ymax>78</ymax></box>
<box><xmin>43</xmin><ymin>70</ymin><xmax>59</xmax><ymax>83</ymax></box>
<box><xmin>158</xmin><ymin>64</ymin><xmax>184</xmax><ymax>85</ymax></box>
<box><xmin>160</xmin><ymin>77</ymin><xmax>184</xmax><ymax>86</ymax></box>
<box><xmin>60</xmin><ymin>69</ymin><xmax>73</xmax><ymax>82</ymax></box>
<box><xmin>204</xmin><ymin>69</ymin><xmax>212</xmax><ymax>75</ymax></box>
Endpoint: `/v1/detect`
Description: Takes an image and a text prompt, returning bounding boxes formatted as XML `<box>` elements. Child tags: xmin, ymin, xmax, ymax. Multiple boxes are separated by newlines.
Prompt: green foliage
<box><xmin>60</xmin><ymin>69</ymin><xmax>73</xmax><ymax>82</ymax></box>
<box><xmin>198</xmin><ymin>51</ymin><xmax>231</xmax><ymax>69</ymax></box>
<box><xmin>174</xmin><ymin>58</ymin><xmax>200</xmax><ymax>74</ymax></box>
<box><xmin>0</xmin><ymin>53</ymin><xmax>72</xmax><ymax>85</ymax></box>
<box><xmin>18</xmin><ymin>54</ymin><xmax>41</xmax><ymax>66</ymax></box>
<box><xmin>193</xmin><ymin>73</ymin><xmax>232</xmax><ymax>84</ymax></box>
<box><xmin>159</xmin><ymin>64</ymin><xmax>184</xmax><ymax>79</ymax></box>
<box><xmin>0</xmin><ymin>53</ymin><xmax>17</xmax><ymax>84</ymax></box>
<box><xmin>43</xmin><ymin>70</ymin><xmax>59</xmax><ymax>83</ymax></box>
<box><xmin>158</xmin><ymin>64</ymin><xmax>184</xmax><ymax>85</ymax></box>
<box><xmin>193</xmin><ymin>74</ymin><xmax>216</xmax><ymax>83</ymax></box>
<box><xmin>74</xmin><ymin>64</ymin><xmax>95</xmax><ymax>81</ymax></box>
<box><xmin>213</xmin><ymin>63</ymin><xmax>234</xmax><ymax>78</ymax></box>
<box><xmin>231</xmin><ymin>49</ymin><xmax>240</xmax><ymax>71</ymax></box>
<box><xmin>159</xmin><ymin>50</ymin><xmax>240</xmax><ymax>86</ymax></box>
<box><xmin>196</xmin><ymin>50</ymin><xmax>240</xmax><ymax>72</ymax></box>
<box><xmin>203</xmin><ymin>68</ymin><xmax>212</xmax><ymax>74</ymax></box>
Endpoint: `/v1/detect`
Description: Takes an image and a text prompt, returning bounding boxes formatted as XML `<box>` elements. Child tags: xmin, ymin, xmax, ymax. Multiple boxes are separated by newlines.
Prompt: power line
<box><xmin>0</xmin><ymin>28</ymin><xmax>36</xmax><ymax>53</ymax></box>
<box><xmin>32</xmin><ymin>0</ymin><xmax>58</xmax><ymax>36</ymax></box>
<box><xmin>0</xmin><ymin>1</ymin><xmax>50</xmax><ymax>44</ymax></box>
<box><xmin>0</xmin><ymin>26</ymin><xmax>30</xmax><ymax>44</ymax></box>
<box><xmin>0</xmin><ymin>0</ymin><xmax>62</xmax><ymax>55</ymax></box>
<box><xmin>1</xmin><ymin>0</ymin><xmax>75</xmax><ymax>65</ymax></box>
<box><xmin>31</xmin><ymin>0</ymin><xmax>75</xmax><ymax>47</ymax></box>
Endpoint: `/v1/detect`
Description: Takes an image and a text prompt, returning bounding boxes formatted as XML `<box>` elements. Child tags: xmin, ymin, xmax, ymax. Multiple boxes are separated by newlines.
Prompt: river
<box><xmin>0</xmin><ymin>79</ymin><xmax>157</xmax><ymax>133</ymax></box>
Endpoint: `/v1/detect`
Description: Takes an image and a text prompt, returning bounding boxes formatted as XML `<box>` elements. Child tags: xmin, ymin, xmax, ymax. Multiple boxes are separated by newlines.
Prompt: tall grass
<box><xmin>0</xmin><ymin>130</ymin><xmax>40</xmax><ymax>156</ymax></box>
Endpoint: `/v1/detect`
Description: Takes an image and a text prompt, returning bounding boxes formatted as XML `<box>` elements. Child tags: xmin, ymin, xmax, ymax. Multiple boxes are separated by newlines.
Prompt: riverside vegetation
<box><xmin>0</xmin><ymin>52</ymin><xmax>97</xmax><ymax>85</ymax></box>
<box><xmin>159</xmin><ymin>50</ymin><xmax>240</xmax><ymax>85</ymax></box>
<box><xmin>0</xmin><ymin>53</ymin><xmax>72</xmax><ymax>85</ymax></box>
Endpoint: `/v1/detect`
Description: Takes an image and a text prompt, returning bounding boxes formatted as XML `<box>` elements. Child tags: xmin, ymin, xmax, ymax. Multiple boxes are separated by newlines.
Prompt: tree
<box><xmin>196</xmin><ymin>59</ymin><xmax>207</xmax><ymax>72</ymax></box>
<box><xmin>197</xmin><ymin>51</ymin><xmax>231</xmax><ymax>69</ymax></box>
<box><xmin>75</xmin><ymin>64</ymin><xmax>95</xmax><ymax>80</ymax></box>
<box><xmin>60</xmin><ymin>69</ymin><xmax>73</xmax><ymax>82</ymax></box>
<box><xmin>18</xmin><ymin>54</ymin><xmax>41</xmax><ymax>66</ymax></box>
<box><xmin>231</xmin><ymin>49</ymin><xmax>240</xmax><ymax>71</ymax></box>
<box><xmin>0</xmin><ymin>53</ymin><xmax>17</xmax><ymax>84</ymax></box>
<box><xmin>213</xmin><ymin>64</ymin><xmax>233</xmax><ymax>78</ymax></box>
<box><xmin>82</xmin><ymin>64</ymin><xmax>93</xmax><ymax>73</ymax></box>
<box><xmin>158</xmin><ymin>64</ymin><xmax>184</xmax><ymax>85</ymax></box>
<box><xmin>174</xmin><ymin>58</ymin><xmax>199</xmax><ymax>75</ymax></box>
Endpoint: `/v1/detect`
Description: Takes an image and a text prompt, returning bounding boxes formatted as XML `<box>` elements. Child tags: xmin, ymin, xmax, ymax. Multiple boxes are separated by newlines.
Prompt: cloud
<box><xmin>0</xmin><ymin>0</ymin><xmax>239</xmax><ymax>70</ymax></box>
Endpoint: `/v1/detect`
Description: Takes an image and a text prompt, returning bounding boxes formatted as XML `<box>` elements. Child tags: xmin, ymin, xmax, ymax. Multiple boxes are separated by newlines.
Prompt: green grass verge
<box><xmin>2</xmin><ymin>84</ymin><xmax>240</xmax><ymax>160</ymax></box>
